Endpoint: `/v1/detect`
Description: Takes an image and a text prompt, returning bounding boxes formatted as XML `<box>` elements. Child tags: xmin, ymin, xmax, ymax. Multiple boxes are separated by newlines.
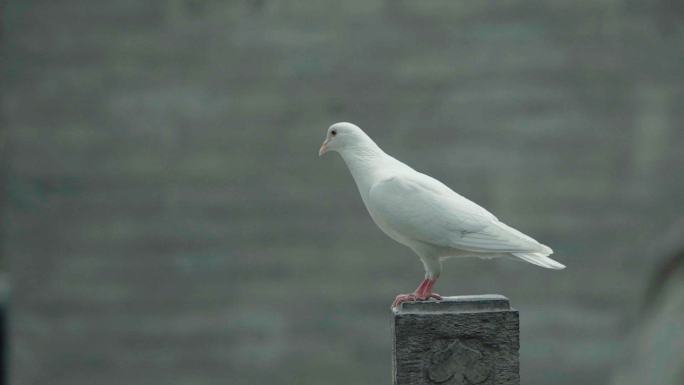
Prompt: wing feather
<box><xmin>368</xmin><ymin>173</ymin><xmax>548</xmax><ymax>254</ymax></box>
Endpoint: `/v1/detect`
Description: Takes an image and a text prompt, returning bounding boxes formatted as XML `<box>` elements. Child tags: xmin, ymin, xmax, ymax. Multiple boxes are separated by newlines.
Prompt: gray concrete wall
<box><xmin>3</xmin><ymin>1</ymin><xmax>684</xmax><ymax>385</ymax></box>
<box><xmin>610</xmin><ymin>253</ymin><xmax>684</xmax><ymax>385</ymax></box>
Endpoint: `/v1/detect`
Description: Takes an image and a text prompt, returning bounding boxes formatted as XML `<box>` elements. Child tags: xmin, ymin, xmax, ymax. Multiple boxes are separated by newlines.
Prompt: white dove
<box><xmin>318</xmin><ymin>122</ymin><xmax>565</xmax><ymax>309</ymax></box>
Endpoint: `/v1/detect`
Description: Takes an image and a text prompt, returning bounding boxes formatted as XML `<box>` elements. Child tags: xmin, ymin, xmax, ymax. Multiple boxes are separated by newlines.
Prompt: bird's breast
<box><xmin>365</xmin><ymin>204</ymin><xmax>414</xmax><ymax>248</ymax></box>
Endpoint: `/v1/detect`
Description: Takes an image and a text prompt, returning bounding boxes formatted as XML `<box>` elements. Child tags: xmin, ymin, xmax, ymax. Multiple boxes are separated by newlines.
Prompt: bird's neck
<box><xmin>339</xmin><ymin>143</ymin><xmax>392</xmax><ymax>197</ymax></box>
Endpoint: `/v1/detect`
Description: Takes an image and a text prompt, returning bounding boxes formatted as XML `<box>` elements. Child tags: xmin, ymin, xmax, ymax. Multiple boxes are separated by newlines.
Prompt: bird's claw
<box><xmin>391</xmin><ymin>293</ymin><xmax>417</xmax><ymax>309</ymax></box>
<box><xmin>391</xmin><ymin>292</ymin><xmax>442</xmax><ymax>310</ymax></box>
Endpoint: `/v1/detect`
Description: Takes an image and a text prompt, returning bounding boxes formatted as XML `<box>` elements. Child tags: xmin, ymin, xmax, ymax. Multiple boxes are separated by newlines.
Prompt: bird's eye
<box><xmin>331</xmin><ymin>129</ymin><xmax>337</xmax><ymax>137</ymax></box>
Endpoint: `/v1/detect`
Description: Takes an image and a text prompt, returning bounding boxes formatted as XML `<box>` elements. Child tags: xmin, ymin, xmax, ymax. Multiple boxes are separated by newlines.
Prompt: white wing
<box><xmin>368</xmin><ymin>172</ymin><xmax>551</xmax><ymax>254</ymax></box>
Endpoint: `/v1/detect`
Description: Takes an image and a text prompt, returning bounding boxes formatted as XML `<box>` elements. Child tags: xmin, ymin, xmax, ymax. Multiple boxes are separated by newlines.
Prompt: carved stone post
<box><xmin>393</xmin><ymin>295</ymin><xmax>519</xmax><ymax>385</ymax></box>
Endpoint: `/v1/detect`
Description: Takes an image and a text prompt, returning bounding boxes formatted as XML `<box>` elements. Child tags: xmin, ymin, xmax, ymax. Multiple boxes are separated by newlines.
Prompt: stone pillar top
<box><xmin>394</xmin><ymin>294</ymin><xmax>512</xmax><ymax>314</ymax></box>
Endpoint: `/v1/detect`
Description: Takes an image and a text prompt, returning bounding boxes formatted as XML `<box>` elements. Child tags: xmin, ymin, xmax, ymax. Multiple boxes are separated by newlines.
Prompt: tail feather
<box><xmin>512</xmin><ymin>251</ymin><xmax>565</xmax><ymax>270</ymax></box>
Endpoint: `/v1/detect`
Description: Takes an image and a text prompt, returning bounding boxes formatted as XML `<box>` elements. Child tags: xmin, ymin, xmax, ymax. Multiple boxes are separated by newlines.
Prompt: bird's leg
<box><xmin>416</xmin><ymin>277</ymin><xmax>442</xmax><ymax>300</ymax></box>
<box><xmin>414</xmin><ymin>278</ymin><xmax>430</xmax><ymax>296</ymax></box>
<box><xmin>391</xmin><ymin>277</ymin><xmax>442</xmax><ymax>309</ymax></box>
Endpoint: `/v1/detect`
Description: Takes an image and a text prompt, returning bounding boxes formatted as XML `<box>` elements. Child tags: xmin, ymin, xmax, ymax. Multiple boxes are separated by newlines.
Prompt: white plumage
<box><xmin>319</xmin><ymin>122</ymin><xmax>565</xmax><ymax>308</ymax></box>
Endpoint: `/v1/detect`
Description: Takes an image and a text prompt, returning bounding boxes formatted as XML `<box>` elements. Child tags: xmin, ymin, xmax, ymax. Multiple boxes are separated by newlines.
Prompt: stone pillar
<box><xmin>393</xmin><ymin>295</ymin><xmax>519</xmax><ymax>385</ymax></box>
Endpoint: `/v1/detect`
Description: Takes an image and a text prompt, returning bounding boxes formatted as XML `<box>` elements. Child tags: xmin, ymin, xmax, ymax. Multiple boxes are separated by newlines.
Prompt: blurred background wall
<box><xmin>2</xmin><ymin>1</ymin><xmax>684</xmax><ymax>385</ymax></box>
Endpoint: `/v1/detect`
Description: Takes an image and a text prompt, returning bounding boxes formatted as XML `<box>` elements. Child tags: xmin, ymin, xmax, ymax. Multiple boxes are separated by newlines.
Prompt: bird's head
<box><xmin>318</xmin><ymin>122</ymin><xmax>369</xmax><ymax>156</ymax></box>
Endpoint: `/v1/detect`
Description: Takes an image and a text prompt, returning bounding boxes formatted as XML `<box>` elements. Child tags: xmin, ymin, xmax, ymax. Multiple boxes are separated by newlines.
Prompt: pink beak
<box><xmin>318</xmin><ymin>139</ymin><xmax>329</xmax><ymax>156</ymax></box>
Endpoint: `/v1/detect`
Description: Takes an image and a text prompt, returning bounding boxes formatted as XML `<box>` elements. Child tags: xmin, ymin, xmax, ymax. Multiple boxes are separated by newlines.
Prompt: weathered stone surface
<box><xmin>393</xmin><ymin>295</ymin><xmax>519</xmax><ymax>385</ymax></box>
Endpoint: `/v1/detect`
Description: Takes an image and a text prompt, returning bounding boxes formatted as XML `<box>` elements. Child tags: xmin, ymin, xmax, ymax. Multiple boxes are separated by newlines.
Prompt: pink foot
<box><xmin>391</xmin><ymin>292</ymin><xmax>442</xmax><ymax>309</ymax></box>
<box><xmin>391</xmin><ymin>277</ymin><xmax>442</xmax><ymax>310</ymax></box>
<box><xmin>392</xmin><ymin>293</ymin><xmax>418</xmax><ymax>309</ymax></box>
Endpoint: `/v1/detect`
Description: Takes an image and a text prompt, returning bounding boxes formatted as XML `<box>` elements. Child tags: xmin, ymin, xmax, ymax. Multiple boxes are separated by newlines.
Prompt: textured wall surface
<box><xmin>609</xmin><ymin>255</ymin><xmax>684</xmax><ymax>385</ymax></box>
<box><xmin>2</xmin><ymin>1</ymin><xmax>684</xmax><ymax>385</ymax></box>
